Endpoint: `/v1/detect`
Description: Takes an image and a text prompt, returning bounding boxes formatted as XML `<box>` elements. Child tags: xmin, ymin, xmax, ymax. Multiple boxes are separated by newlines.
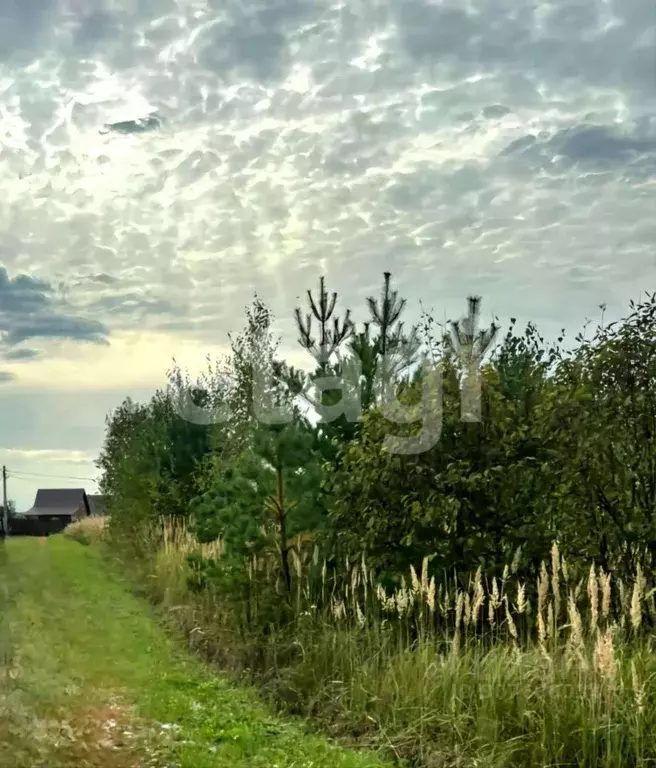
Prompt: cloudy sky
<box><xmin>0</xmin><ymin>0</ymin><xmax>654</xmax><ymax>510</ymax></box>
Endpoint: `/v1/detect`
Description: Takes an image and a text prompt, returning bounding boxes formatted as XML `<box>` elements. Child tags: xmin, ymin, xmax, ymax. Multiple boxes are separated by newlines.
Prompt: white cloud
<box><xmin>0</xmin><ymin>0</ymin><xmax>651</xmax><ymax>340</ymax></box>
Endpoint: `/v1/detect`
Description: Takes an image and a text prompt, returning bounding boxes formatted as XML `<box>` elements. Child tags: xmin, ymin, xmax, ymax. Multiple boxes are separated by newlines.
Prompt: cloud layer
<box><xmin>0</xmin><ymin>0</ymin><xmax>652</xmax><ymax>349</ymax></box>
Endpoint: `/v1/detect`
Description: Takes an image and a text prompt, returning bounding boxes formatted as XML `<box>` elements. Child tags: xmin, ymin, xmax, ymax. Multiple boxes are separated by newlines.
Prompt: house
<box><xmin>20</xmin><ymin>488</ymin><xmax>91</xmax><ymax>536</ymax></box>
<box><xmin>87</xmin><ymin>494</ymin><xmax>107</xmax><ymax>517</ymax></box>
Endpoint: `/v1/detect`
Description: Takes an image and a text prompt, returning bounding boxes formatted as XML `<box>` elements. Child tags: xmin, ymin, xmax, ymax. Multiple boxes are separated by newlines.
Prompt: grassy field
<box><xmin>0</xmin><ymin>535</ymin><xmax>390</xmax><ymax>768</ymax></box>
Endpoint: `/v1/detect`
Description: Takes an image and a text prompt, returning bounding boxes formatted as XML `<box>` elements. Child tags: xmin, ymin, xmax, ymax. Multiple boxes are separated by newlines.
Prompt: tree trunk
<box><xmin>277</xmin><ymin>464</ymin><xmax>292</xmax><ymax>594</ymax></box>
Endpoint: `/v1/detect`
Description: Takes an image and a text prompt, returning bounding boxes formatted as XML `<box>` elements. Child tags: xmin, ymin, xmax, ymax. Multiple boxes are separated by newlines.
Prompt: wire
<box><xmin>8</xmin><ymin>469</ymin><xmax>99</xmax><ymax>483</ymax></box>
<box><xmin>8</xmin><ymin>474</ymin><xmax>48</xmax><ymax>484</ymax></box>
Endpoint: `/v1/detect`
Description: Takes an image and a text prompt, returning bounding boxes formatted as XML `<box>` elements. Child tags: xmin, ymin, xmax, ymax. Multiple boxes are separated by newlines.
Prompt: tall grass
<box><xmin>63</xmin><ymin>515</ymin><xmax>109</xmax><ymax>545</ymax></box>
<box><xmin>111</xmin><ymin>524</ymin><xmax>656</xmax><ymax>767</ymax></box>
<box><xmin>151</xmin><ymin>517</ymin><xmax>224</xmax><ymax>606</ymax></box>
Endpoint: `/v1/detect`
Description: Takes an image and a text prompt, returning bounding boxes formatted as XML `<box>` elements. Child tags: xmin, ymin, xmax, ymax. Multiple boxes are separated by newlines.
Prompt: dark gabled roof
<box><xmin>24</xmin><ymin>488</ymin><xmax>89</xmax><ymax>518</ymax></box>
<box><xmin>87</xmin><ymin>494</ymin><xmax>107</xmax><ymax>516</ymax></box>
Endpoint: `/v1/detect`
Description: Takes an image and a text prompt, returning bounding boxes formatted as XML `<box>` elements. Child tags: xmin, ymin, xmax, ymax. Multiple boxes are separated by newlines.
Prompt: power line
<box><xmin>10</xmin><ymin>471</ymin><xmax>98</xmax><ymax>482</ymax></box>
<box><xmin>8</xmin><ymin>470</ymin><xmax>99</xmax><ymax>483</ymax></box>
<box><xmin>9</xmin><ymin>475</ymin><xmax>98</xmax><ymax>485</ymax></box>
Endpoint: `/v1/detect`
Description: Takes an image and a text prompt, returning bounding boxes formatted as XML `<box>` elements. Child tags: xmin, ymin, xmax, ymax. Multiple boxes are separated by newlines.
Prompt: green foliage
<box><xmin>94</xmin><ymin>280</ymin><xmax>656</xmax><ymax>767</ymax></box>
<box><xmin>97</xmin><ymin>275</ymin><xmax>656</xmax><ymax>603</ymax></box>
<box><xmin>324</xmin><ymin>292</ymin><xmax>656</xmax><ymax>588</ymax></box>
<box><xmin>191</xmin><ymin>451</ymin><xmax>271</xmax><ymax>551</ymax></box>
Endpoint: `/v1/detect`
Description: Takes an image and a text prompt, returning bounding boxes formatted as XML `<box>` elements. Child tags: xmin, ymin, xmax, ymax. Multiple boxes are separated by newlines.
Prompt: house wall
<box><xmin>9</xmin><ymin>516</ymin><xmax>72</xmax><ymax>537</ymax></box>
<box><xmin>45</xmin><ymin>516</ymin><xmax>72</xmax><ymax>535</ymax></box>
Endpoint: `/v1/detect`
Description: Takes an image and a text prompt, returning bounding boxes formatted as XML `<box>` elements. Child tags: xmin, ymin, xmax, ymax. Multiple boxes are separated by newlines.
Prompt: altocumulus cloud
<box><xmin>0</xmin><ymin>0</ymin><xmax>652</xmax><ymax>348</ymax></box>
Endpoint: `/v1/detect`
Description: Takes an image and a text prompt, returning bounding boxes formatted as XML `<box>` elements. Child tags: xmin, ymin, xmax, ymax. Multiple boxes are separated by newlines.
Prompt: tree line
<box><xmin>97</xmin><ymin>274</ymin><xmax>656</xmax><ymax>612</ymax></box>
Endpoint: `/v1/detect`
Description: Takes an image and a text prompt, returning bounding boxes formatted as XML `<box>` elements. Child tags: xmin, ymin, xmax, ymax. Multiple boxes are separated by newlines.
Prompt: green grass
<box><xmin>0</xmin><ymin>536</ymin><xmax>391</xmax><ymax>768</ymax></box>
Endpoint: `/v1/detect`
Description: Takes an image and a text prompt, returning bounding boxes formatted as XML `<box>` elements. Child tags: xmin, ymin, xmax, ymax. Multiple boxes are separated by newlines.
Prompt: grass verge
<box><xmin>0</xmin><ymin>536</ymin><xmax>390</xmax><ymax>768</ymax></box>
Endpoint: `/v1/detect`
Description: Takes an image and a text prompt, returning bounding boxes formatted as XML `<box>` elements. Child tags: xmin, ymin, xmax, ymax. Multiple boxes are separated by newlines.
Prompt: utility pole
<box><xmin>1</xmin><ymin>465</ymin><xmax>7</xmax><ymax>539</ymax></box>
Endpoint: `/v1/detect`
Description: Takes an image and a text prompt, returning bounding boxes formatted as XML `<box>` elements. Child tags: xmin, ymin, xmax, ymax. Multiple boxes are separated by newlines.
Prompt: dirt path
<box><xmin>0</xmin><ymin>537</ymin><xmax>388</xmax><ymax>768</ymax></box>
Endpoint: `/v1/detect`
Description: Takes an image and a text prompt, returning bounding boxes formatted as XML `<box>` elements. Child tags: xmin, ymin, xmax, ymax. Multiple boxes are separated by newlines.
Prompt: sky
<box><xmin>0</xmin><ymin>0</ymin><xmax>654</xmax><ymax>511</ymax></box>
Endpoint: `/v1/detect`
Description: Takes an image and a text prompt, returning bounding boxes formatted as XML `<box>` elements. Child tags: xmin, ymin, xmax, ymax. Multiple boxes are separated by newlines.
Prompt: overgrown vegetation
<box><xmin>95</xmin><ymin>274</ymin><xmax>656</xmax><ymax>766</ymax></box>
<box><xmin>63</xmin><ymin>516</ymin><xmax>108</xmax><ymax>546</ymax></box>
